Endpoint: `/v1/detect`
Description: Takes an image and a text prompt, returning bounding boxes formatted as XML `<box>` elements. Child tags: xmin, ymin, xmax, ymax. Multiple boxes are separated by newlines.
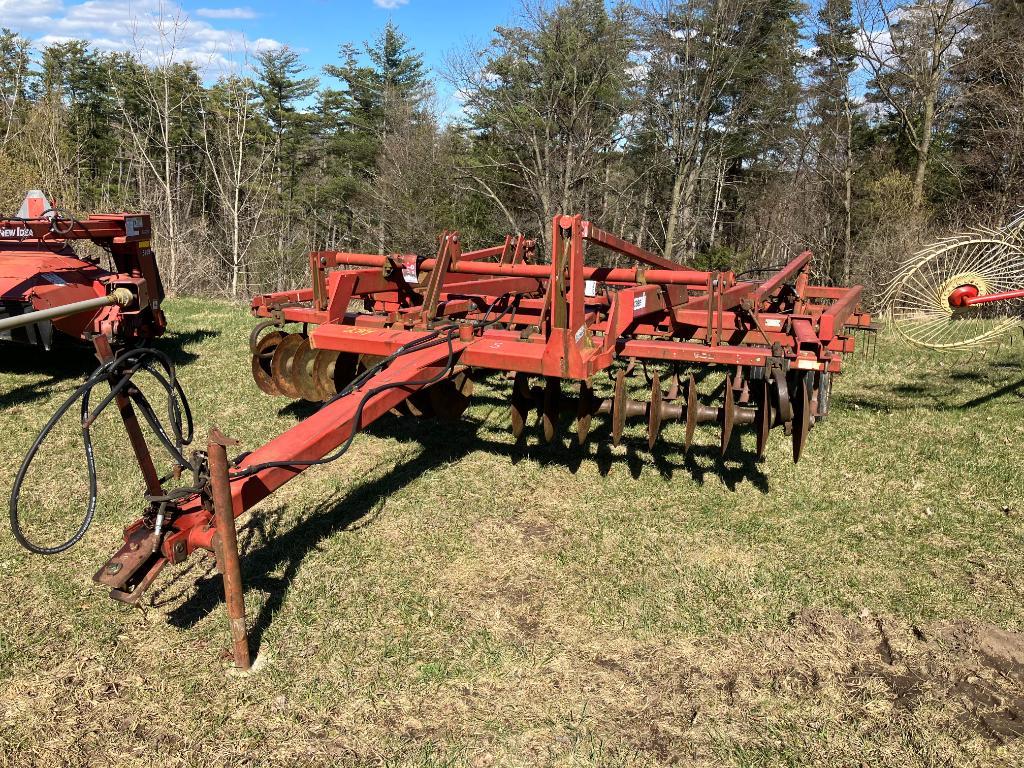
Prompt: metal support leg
<box><xmin>93</xmin><ymin>336</ymin><xmax>163</xmax><ymax>496</ymax></box>
<box><xmin>208</xmin><ymin>428</ymin><xmax>251</xmax><ymax>671</ymax></box>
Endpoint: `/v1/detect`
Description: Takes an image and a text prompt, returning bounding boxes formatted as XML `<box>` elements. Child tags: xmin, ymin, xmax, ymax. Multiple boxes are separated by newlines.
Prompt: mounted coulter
<box><xmin>10</xmin><ymin>214</ymin><xmax>870</xmax><ymax>669</ymax></box>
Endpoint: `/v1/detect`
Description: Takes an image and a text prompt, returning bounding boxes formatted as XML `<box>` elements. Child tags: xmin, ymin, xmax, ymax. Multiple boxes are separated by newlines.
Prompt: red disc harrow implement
<box><xmin>15</xmin><ymin>214</ymin><xmax>870</xmax><ymax>669</ymax></box>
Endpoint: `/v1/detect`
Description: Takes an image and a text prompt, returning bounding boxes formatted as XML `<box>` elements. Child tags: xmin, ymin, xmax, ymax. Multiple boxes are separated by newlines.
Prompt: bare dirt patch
<box><xmin>408</xmin><ymin>608</ymin><xmax>1024</xmax><ymax>764</ymax></box>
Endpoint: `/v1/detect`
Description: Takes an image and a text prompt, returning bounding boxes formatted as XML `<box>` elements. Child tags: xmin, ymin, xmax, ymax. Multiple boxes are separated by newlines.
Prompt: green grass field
<box><xmin>1</xmin><ymin>298</ymin><xmax>1023</xmax><ymax>767</ymax></box>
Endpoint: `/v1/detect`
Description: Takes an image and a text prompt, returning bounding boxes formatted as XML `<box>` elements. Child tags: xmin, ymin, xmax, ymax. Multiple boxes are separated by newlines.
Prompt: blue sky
<box><xmin>0</xmin><ymin>0</ymin><xmax>521</xmax><ymax>110</ymax></box>
<box><xmin>1</xmin><ymin>0</ymin><xmax>847</xmax><ymax>113</ymax></box>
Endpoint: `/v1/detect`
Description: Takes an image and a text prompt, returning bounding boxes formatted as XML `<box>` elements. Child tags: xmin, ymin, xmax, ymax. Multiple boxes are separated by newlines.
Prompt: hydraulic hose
<box><xmin>9</xmin><ymin>347</ymin><xmax>193</xmax><ymax>555</ymax></box>
<box><xmin>10</xmin><ymin>292</ymin><xmax>521</xmax><ymax>555</ymax></box>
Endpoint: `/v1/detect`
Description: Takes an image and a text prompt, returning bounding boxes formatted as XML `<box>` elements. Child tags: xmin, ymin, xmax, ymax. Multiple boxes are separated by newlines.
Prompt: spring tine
<box><xmin>755</xmin><ymin>379</ymin><xmax>771</xmax><ymax>458</ymax></box>
<box><xmin>684</xmin><ymin>375</ymin><xmax>701</xmax><ymax>450</ymax></box>
<box><xmin>648</xmin><ymin>372</ymin><xmax>662</xmax><ymax>450</ymax></box>
<box><xmin>613</xmin><ymin>369</ymin><xmax>627</xmax><ymax>446</ymax></box>
<box><xmin>666</xmin><ymin>366</ymin><xmax>681</xmax><ymax>401</ymax></box>
<box><xmin>511</xmin><ymin>372</ymin><xmax>531</xmax><ymax>438</ymax></box>
<box><xmin>577</xmin><ymin>381</ymin><xmax>594</xmax><ymax>446</ymax></box>
<box><xmin>720</xmin><ymin>374</ymin><xmax>735</xmax><ymax>455</ymax></box>
<box><xmin>542</xmin><ymin>377</ymin><xmax>560</xmax><ymax>443</ymax></box>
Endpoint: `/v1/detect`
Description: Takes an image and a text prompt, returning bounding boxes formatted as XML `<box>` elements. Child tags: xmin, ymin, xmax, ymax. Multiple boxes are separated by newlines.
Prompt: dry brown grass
<box><xmin>1</xmin><ymin>298</ymin><xmax>1023</xmax><ymax>767</ymax></box>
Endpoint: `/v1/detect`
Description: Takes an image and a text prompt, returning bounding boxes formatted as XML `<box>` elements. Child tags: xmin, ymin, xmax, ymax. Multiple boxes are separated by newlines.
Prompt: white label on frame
<box><xmin>633</xmin><ymin>294</ymin><xmax>646</xmax><ymax>312</ymax></box>
<box><xmin>401</xmin><ymin>257</ymin><xmax>418</xmax><ymax>284</ymax></box>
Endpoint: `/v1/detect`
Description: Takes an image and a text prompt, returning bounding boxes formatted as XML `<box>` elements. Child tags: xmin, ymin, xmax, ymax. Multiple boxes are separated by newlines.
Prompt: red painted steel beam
<box><xmin>157</xmin><ymin>340</ymin><xmax>465</xmax><ymax>559</ymax></box>
<box><xmin>679</xmin><ymin>281</ymin><xmax>755</xmax><ymax>315</ymax></box>
<box><xmin>310</xmin><ymin>325</ymin><xmax>447</xmax><ymax>355</ymax></box>
<box><xmin>616</xmin><ymin>338</ymin><xmax>774</xmax><ymax>367</ymax></box>
<box><xmin>818</xmin><ymin>285</ymin><xmax>863</xmax><ymax>340</ymax></box>
<box><xmin>790</xmin><ymin>317</ymin><xmax>821</xmax><ymax>351</ymax></box>
<box><xmin>0</xmin><ymin>215</ymin><xmax>150</xmax><ymax>243</ymax></box>
<box><xmin>753</xmin><ymin>251</ymin><xmax>812</xmax><ymax>302</ymax></box>
<box><xmin>579</xmin><ymin>219</ymin><xmax>686</xmax><ymax>271</ymax></box>
<box><xmin>321</xmin><ymin>251</ymin><xmax>716</xmax><ymax>287</ymax></box>
<box><xmin>251</xmin><ymin>288</ymin><xmax>315</xmax><ymax>307</ymax></box>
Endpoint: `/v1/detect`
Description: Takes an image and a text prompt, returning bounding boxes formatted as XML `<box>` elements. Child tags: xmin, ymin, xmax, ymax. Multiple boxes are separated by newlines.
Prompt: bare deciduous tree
<box><xmin>198</xmin><ymin>74</ymin><xmax>274</xmax><ymax>297</ymax></box>
<box><xmin>857</xmin><ymin>0</ymin><xmax>980</xmax><ymax>211</ymax></box>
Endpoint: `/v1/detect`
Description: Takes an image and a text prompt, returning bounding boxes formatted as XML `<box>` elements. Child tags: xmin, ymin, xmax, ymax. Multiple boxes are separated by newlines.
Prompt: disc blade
<box><xmin>270</xmin><ymin>333</ymin><xmax>305</xmax><ymax>399</ymax></box>
<box><xmin>292</xmin><ymin>339</ymin><xmax>322</xmax><ymax>403</ymax></box>
<box><xmin>577</xmin><ymin>381</ymin><xmax>594</xmax><ymax>446</ymax></box>
<box><xmin>756</xmin><ymin>380</ymin><xmax>772</xmax><ymax>458</ymax></box>
<box><xmin>429</xmin><ymin>372</ymin><xmax>474</xmax><ymax>421</ymax></box>
<box><xmin>251</xmin><ymin>330</ymin><xmax>285</xmax><ymax>396</ymax></box>
<box><xmin>685</xmin><ymin>374</ymin><xmax>698</xmax><ymax>450</ymax></box>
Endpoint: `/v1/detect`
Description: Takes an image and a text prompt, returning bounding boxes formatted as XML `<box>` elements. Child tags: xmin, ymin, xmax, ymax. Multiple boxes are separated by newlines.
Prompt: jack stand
<box><xmin>208</xmin><ymin>428</ymin><xmax>251</xmax><ymax>671</ymax></box>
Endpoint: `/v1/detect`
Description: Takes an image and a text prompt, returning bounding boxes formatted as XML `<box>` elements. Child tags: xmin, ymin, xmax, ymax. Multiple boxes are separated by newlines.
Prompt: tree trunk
<box><xmin>842</xmin><ymin>94</ymin><xmax>854</xmax><ymax>285</ymax></box>
<box><xmin>912</xmin><ymin>92</ymin><xmax>936</xmax><ymax>211</ymax></box>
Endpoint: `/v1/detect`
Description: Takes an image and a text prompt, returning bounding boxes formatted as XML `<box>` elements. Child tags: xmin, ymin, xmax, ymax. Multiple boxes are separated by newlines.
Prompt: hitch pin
<box><xmin>152</xmin><ymin>501</ymin><xmax>169</xmax><ymax>553</ymax></box>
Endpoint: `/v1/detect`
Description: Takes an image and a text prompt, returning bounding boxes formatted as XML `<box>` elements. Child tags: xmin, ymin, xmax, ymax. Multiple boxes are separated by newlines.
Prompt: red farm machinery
<box><xmin>9</xmin><ymin>213</ymin><xmax>871</xmax><ymax>670</ymax></box>
<box><xmin>0</xmin><ymin>191</ymin><xmax>165</xmax><ymax>352</ymax></box>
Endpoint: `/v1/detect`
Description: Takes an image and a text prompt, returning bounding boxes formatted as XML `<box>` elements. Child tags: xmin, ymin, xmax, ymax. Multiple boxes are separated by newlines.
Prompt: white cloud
<box><xmin>373</xmin><ymin>0</ymin><xmax>409</xmax><ymax>8</ymax></box>
<box><xmin>195</xmin><ymin>6</ymin><xmax>258</xmax><ymax>20</ymax></box>
<box><xmin>0</xmin><ymin>0</ymin><xmax>63</xmax><ymax>27</ymax></box>
<box><xmin>5</xmin><ymin>0</ymin><xmax>278</xmax><ymax>73</ymax></box>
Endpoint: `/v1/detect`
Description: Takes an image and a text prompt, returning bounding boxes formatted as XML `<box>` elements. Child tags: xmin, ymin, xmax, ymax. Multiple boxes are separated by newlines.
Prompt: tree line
<box><xmin>1</xmin><ymin>0</ymin><xmax>1021</xmax><ymax>302</ymax></box>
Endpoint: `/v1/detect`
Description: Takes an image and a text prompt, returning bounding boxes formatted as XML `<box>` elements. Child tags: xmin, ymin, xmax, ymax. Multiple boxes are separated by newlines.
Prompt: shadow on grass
<box><xmin>0</xmin><ymin>339</ymin><xmax>98</xmax><ymax>408</ymax></box>
<box><xmin>0</xmin><ymin>328</ymin><xmax>220</xmax><ymax>409</ymax></box>
<box><xmin>833</xmin><ymin>362</ymin><xmax>1024</xmax><ymax>414</ymax></box>
<box><xmin>160</xmin><ymin>403</ymin><xmax>769</xmax><ymax>653</ymax></box>
<box><xmin>155</xmin><ymin>328</ymin><xmax>221</xmax><ymax>367</ymax></box>
<box><xmin>160</xmin><ymin>417</ymin><xmax>479</xmax><ymax>648</ymax></box>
